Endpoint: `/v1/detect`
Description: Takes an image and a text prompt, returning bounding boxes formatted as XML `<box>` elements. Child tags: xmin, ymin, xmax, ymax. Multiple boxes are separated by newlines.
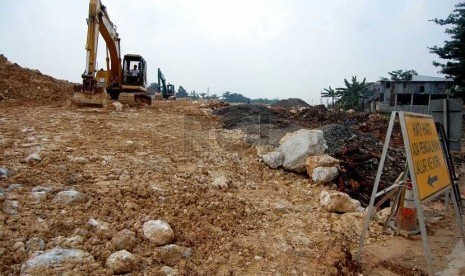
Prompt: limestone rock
<box><xmin>312</xmin><ymin>167</ymin><xmax>339</xmax><ymax>184</ymax></box>
<box><xmin>160</xmin><ymin>266</ymin><xmax>179</xmax><ymax>276</ymax></box>
<box><xmin>211</xmin><ymin>176</ymin><xmax>231</xmax><ymax>189</ymax></box>
<box><xmin>26</xmin><ymin>152</ymin><xmax>41</xmax><ymax>162</ymax></box>
<box><xmin>106</xmin><ymin>250</ymin><xmax>136</xmax><ymax>274</ymax></box>
<box><xmin>261</xmin><ymin>151</ymin><xmax>284</xmax><ymax>169</ymax></box>
<box><xmin>153</xmin><ymin>244</ymin><xmax>192</xmax><ymax>266</ymax></box>
<box><xmin>3</xmin><ymin>200</ymin><xmax>19</xmax><ymax>215</ymax></box>
<box><xmin>306</xmin><ymin>155</ymin><xmax>339</xmax><ymax>176</ymax></box>
<box><xmin>31</xmin><ymin>191</ymin><xmax>47</xmax><ymax>203</ymax></box>
<box><xmin>278</xmin><ymin>129</ymin><xmax>327</xmax><ymax>173</ymax></box>
<box><xmin>25</xmin><ymin>238</ymin><xmax>45</xmax><ymax>255</ymax></box>
<box><xmin>21</xmin><ymin>248</ymin><xmax>91</xmax><ymax>275</ymax></box>
<box><xmin>112</xmin><ymin>102</ymin><xmax>123</xmax><ymax>112</ymax></box>
<box><xmin>0</xmin><ymin>167</ymin><xmax>10</xmax><ymax>178</ymax></box>
<box><xmin>7</xmin><ymin>183</ymin><xmax>23</xmax><ymax>191</ymax></box>
<box><xmin>54</xmin><ymin>190</ymin><xmax>87</xmax><ymax>205</ymax></box>
<box><xmin>111</xmin><ymin>229</ymin><xmax>136</xmax><ymax>251</ymax></box>
<box><xmin>143</xmin><ymin>220</ymin><xmax>174</xmax><ymax>246</ymax></box>
<box><xmin>319</xmin><ymin>190</ymin><xmax>363</xmax><ymax>213</ymax></box>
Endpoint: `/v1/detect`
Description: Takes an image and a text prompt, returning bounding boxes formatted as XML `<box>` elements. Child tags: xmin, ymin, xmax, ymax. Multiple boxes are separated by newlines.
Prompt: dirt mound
<box><xmin>0</xmin><ymin>54</ymin><xmax>74</xmax><ymax>106</ymax></box>
<box><xmin>272</xmin><ymin>98</ymin><xmax>310</xmax><ymax>108</ymax></box>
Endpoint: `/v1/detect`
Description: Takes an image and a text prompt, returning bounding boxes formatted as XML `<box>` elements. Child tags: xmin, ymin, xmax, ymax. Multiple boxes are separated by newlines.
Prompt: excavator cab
<box><xmin>122</xmin><ymin>55</ymin><xmax>147</xmax><ymax>88</ymax></box>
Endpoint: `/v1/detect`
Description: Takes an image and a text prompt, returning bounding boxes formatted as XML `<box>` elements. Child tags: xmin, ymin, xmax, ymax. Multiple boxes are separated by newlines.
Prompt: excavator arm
<box><xmin>82</xmin><ymin>0</ymin><xmax>122</xmax><ymax>92</ymax></box>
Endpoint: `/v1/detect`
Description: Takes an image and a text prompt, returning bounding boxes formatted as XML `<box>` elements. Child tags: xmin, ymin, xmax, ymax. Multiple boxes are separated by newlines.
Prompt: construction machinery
<box><xmin>157</xmin><ymin>68</ymin><xmax>176</xmax><ymax>100</ymax></box>
<box><xmin>74</xmin><ymin>0</ymin><xmax>152</xmax><ymax>106</ymax></box>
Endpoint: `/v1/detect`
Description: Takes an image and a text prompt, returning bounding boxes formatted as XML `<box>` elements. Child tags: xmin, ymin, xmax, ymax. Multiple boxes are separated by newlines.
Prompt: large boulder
<box><xmin>21</xmin><ymin>248</ymin><xmax>92</xmax><ymax>275</ymax></box>
<box><xmin>306</xmin><ymin>154</ymin><xmax>339</xmax><ymax>176</ymax></box>
<box><xmin>143</xmin><ymin>220</ymin><xmax>174</xmax><ymax>246</ymax></box>
<box><xmin>278</xmin><ymin>129</ymin><xmax>327</xmax><ymax>173</ymax></box>
<box><xmin>319</xmin><ymin>190</ymin><xmax>363</xmax><ymax>213</ymax></box>
<box><xmin>261</xmin><ymin>151</ymin><xmax>284</xmax><ymax>169</ymax></box>
<box><xmin>312</xmin><ymin>167</ymin><xmax>339</xmax><ymax>185</ymax></box>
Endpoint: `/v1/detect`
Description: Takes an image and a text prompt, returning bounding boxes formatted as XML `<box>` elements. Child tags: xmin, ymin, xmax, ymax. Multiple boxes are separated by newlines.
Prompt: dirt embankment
<box><xmin>0</xmin><ymin>54</ymin><xmax>74</xmax><ymax>107</ymax></box>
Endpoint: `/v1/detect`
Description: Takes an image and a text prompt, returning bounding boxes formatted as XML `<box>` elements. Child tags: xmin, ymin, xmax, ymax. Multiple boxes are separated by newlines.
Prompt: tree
<box><xmin>189</xmin><ymin>90</ymin><xmax>199</xmax><ymax>100</ymax></box>
<box><xmin>380</xmin><ymin>69</ymin><xmax>418</xmax><ymax>81</ymax></box>
<box><xmin>320</xmin><ymin>86</ymin><xmax>338</xmax><ymax>107</ymax></box>
<box><xmin>429</xmin><ymin>2</ymin><xmax>465</xmax><ymax>87</ymax></box>
<box><xmin>221</xmin><ymin>91</ymin><xmax>251</xmax><ymax>103</ymax></box>
<box><xmin>336</xmin><ymin>76</ymin><xmax>367</xmax><ymax>111</ymax></box>
<box><xmin>148</xmin><ymin>82</ymin><xmax>159</xmax><ymax>94</ymax></box>
<box><xmin>176</xmin><ymin>86</ymin><xmax>188</xmax><ymax>98</ymax></box>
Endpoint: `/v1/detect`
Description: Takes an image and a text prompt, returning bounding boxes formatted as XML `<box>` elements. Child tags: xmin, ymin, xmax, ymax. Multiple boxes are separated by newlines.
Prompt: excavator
<box><xmin>157</xmin><ymin>68</ymin><xmax>176</xmax><ymax>99</ymax></box>
<box><xmin>73</xmin><ymin>0</ymin><xmax>153</xmax><ymax>106</ymax></box>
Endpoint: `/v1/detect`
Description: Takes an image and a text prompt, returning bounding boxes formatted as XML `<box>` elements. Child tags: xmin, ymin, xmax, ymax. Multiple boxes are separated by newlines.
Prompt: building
<box><xmin>374</xmin><ymin>75</ymin><xmax>454</xmax><ymax>113</ymax></box>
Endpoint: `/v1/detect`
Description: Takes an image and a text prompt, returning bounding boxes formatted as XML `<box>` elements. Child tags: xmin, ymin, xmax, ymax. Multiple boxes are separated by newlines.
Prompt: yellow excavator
<box><xmin>73</xmin><ymin>0</ymin><xmax>153</xmax><ymax>106</ymax></box>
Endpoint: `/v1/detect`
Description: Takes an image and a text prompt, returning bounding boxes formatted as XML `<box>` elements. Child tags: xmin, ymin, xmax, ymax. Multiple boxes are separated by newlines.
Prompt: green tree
<box><xmin>176</xmin><ymin>86</ymin><xmax>188</xmax><ymax>98</ymax></box>
<box><xmin>380</xmin><ymin>69</ymin><xmax>418</xmax><ymax>81</ymax></box>
<box><xmin>148</xmin><ymin>82</ymin><xmax>159</xmax><ymax>94</ymax></box>
<box><xmin>320</xmin><ymin>86</ymin><xmax>338</xmax><ymax>107</ymax></box>
<box><xmin>189</xmin><ymin>90</ymin><xmax>199</xmax><ymax>100</ymax></box>
<box><xmin>336</xmin><ymin>76</ymin><xmax>367</xmax><ymax>111</ymax></box>
<box><xmin>429</xmin><ymin>2</ymin><xmax>465</xmax><ymax>87</ymax></box>
<box><xmin>221</xmin><ymin>91</ymin><xmax>251</xmax><ymax>103</ymax></box>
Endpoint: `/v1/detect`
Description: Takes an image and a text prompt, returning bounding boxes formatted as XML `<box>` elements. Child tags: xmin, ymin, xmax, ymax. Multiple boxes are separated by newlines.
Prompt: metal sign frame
<box><xmin>357</xmin><ymin>111</ymin><xmax>465</xmax><ymax>276</ymax></box>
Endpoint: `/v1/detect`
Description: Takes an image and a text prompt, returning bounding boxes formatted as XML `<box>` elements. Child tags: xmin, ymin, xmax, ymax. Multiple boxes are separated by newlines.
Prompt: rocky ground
<box><xmin>1</xmin><ymin>55</ymin><xmax>465</xmax><ymax>275</ymax></box>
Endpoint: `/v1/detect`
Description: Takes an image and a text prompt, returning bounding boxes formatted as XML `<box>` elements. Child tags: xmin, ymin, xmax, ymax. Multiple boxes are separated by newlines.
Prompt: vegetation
<box><xmin>176</xmin><ymin>86</ymin><xmax>188</xmax><ymax>98</ymax></box>
<box><xmin>335</xmin><ymin>76</ymin><xmax>367</xmax><ymax>111</ymax></box>
<box><xmin>379</xmin><ymin>69</ymin><xmax>418</xmax><ymax>81</ymax></box>
<box><xmin>320</xmin><ymin>86</ymin><xmax>338</xmax><ymax>107</ymax></box>
<box><xmin>429</xmin><ymin>2</ymin><xmax>465</xmax><ymax>88</ymax></box>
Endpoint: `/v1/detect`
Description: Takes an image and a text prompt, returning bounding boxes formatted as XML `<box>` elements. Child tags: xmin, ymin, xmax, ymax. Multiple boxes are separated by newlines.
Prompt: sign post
<box><xmin>357</xmin><ymin>111</ymin><xmax>465</xmax><ymax>276</ymax></box>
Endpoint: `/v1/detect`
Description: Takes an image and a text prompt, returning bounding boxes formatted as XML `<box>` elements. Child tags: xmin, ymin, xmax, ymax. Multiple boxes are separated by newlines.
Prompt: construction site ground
<box><xmin>1</xmin><ymin>56</ymin><xmax>465</xmax><ymax>275</ymax></box>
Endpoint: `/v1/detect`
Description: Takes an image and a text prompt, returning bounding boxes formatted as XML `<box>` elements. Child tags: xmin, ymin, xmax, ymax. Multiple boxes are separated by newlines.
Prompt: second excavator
<box><xmin>74</xmin><ymin>0</ymin><xmax>153</xmax><ymax>106</ymax></box>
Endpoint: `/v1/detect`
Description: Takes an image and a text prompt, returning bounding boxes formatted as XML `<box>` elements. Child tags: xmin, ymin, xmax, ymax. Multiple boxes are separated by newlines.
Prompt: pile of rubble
<box><xmin>0</xmin><ymin>54</ymin><xmax>74</xmax><ymax>106</ymax></box>
<box><xmin>271</xmin><ymin>98</ymin><xmax>310</xmax><ymax>109</ymax></box>
<box><xmin>213</xmin><ymin>104</ymin><xmax>406</xmax><ymax>206</ymax></box>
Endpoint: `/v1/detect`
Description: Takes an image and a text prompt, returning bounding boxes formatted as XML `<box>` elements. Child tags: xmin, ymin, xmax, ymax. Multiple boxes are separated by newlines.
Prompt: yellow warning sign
<box><xmin>404</xmin><ymin>114</ymin><xmax>451</xmax><ymax>201</ymax></box>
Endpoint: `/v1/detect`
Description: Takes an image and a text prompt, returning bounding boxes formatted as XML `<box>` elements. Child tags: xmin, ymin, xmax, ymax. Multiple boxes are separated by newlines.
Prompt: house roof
<box><xmin>379</xmin><ymin>75</ymin><xmax>453</xmax><ymax>83</ymax></box>
<box><xmin>411</xmin><ymin>75</ymin><xmax>453</xmax><ymax>82</ymax></box>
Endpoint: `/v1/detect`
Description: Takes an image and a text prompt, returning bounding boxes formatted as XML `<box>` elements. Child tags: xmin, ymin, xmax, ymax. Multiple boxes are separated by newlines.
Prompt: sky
<box><xmin>0</xmin><ymin>0</ymin><xmax>458</xmax><ymax>104</ymax></box>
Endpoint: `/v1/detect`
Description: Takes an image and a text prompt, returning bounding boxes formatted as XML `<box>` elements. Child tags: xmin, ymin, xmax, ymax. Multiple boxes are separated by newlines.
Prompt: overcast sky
<box><xmin>0</xmin><ymin>0</ymin><xmax>458</xmax><ymax>104</ymax></box>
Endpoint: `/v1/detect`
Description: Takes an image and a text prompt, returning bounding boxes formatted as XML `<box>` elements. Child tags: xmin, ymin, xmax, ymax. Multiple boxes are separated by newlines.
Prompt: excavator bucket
<box><xmin>72</xmin><ymin>85</ymin><xmax>108</xmax><ymax>107</ymax></box>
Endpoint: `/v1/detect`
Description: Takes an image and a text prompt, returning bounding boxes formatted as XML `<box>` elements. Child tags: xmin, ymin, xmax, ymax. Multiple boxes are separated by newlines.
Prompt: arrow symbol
<box><xmin>427</xmin><ymin>175</ymin><xmax>438</xmax><ymax>187</ymax></box>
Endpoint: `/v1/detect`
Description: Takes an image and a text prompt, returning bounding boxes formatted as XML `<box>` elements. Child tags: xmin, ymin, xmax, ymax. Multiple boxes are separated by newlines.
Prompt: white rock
<box><xmin>261</xmin><ymin>151</ymin><xmax>284</xmax><ymax>169</ymax></box>
<box><xmin>88</xmin><ymin>218</ymin><xmax>109</xmax><ymax>231</ymax></box>
<box><xmin>112</xmin><ymin>102</ymin><xmax>123</xmax><ymax>112</ymax></box>
<box><xmin>319</xmin><ymin>190</ymin><xmax>363</xmax><ymax>213</ymax></box>
<box><xmin>31</xmin><ymin>191</ymin><xmax>47</xmax><ymax>203</ymax></box>
<box><xmin>31</xmin><ymin>186</ymin><xmax>53</xmax><ymax>193</ymax></box>
<box><xmin>26</xmin><ymin>238</ymin><xmax>46</xmax><ymax>254</ymax></box>
<box><xmin>111</xmin><ymin>229</ymin><xmax>136</xmax><ymax>251</ymax></box>
<box><xmin>312</xmin><ymin>167</ymin><xmax>339</xmax><ymax>184</ymax></box>
<box><xmin>143</xmin><ymin>220</ymin><xmax>174</xmax><ymax>246</ymax></box>
<box><xmin>26</xmin><ymin>152</ymin><xmax>42</xmax><ymax>162</ymax></box>
<box><xmin>306</xmin><ymin>154</ymin><xmax>339</xmax><ymax>176</ymax></box>
<box><xmin>106</xmin><ymin>250</ymin><xmax>136</xmax><ymax>274</ymax></box>
<box><xmin>7</xmin><ymin>183</ymin><xmax>23</xmax><ymax>191</ymax></box>
<box><xmin>0</xmin><ymin>167</ymin><xmax>10</xmax><ymax>178</ymax></box>
<box><xmin>278</xmin><ymin>129</ymin><xmax>327</xmax><ymax>173</ymax></box>
<box><xmin>160</xmin><ymin>266</ymin><xmax>179</xmax><ymax>276</ymax></box>
<box><xmin>211</xmin><ymin>175</ymin><xmax>231</xmax><ymax>189</ymax></box>
<box><xmin>3</xmin><ymin>200</ymin><xmax>19</xmax><ymax>214</ymax></box>
<box><xmin>21</xmin><ymin>248</ymin><xmax>90</xmax><ymax>274</ymax></box>
<box><xmin>346</xmin><ymin>109</ymin><xmax>355</xmax><ymax>114</ymax></box>
<box><xmin>54</xmin><ymin>190</ymin><xmax>87</xmax><ymax>205</ymax></box>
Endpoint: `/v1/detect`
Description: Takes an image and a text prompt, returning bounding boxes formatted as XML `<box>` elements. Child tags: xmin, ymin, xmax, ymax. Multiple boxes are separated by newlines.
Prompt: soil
<box><xmin>271</xmin><ymin>98</ymin><xmax>310</xmax><ymax>109</ymax></box>
<box><xmin>1</xmin><ymin>56</ymin><xmax>464</xmax><ymax>275</ymax></box>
